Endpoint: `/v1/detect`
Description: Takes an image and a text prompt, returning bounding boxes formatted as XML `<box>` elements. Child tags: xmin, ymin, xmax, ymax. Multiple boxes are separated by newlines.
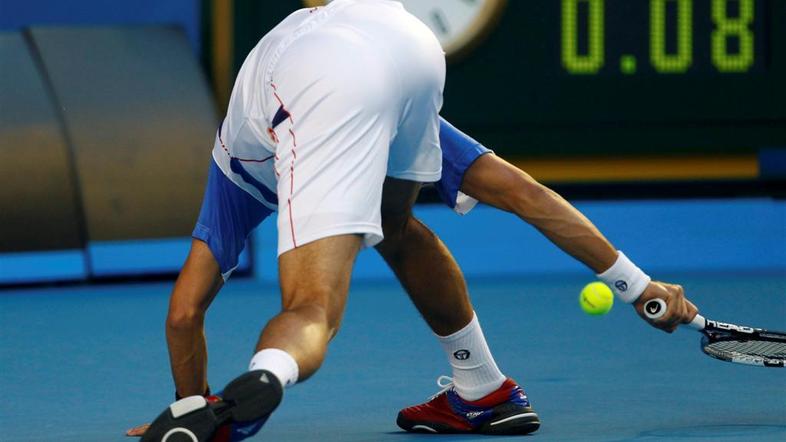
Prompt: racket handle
<box><xmin>643</xmin><ymin>299</ymin><xmax>706</xmax><ymax>330</ymax></box>
<box><xmin>688</xmin><ymin>314</ymin><xmax>706</xmax><ymax>330</ymax></box>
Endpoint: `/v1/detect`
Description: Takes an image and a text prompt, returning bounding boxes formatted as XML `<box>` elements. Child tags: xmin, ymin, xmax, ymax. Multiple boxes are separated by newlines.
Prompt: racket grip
<box><xmin>688</xmin><ymin>314</ymin><xmax>706</xmax><ymax>330</ymax></box>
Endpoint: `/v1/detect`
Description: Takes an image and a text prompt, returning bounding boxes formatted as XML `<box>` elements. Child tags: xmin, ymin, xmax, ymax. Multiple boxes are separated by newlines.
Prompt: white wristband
<box><xmin>596</xmin><ymin>251</ymin><xmax>651</xmax><ymax>304</ymax></box>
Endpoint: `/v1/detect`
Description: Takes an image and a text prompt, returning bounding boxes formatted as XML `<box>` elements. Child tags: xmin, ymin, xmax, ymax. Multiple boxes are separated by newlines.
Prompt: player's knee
<box><xmin>281</xmin><ymin>303</ymin><xmax>343</xmax><ymax>344</ymax></box>
<box><xmin>380</xmin><ymin>212</ymin><xmax>409</xmax><ymax>244</ymax></box>
<box><xmin>379</xmin><ymin>178</ymin><xmax>419</xmax><ymax>229</ymax></box>
<box><xmin>281</xmin><ymin>287</ymin><xmax>343</xmax><ymax>333</ymax></box>
<box><xmin>378</xmin><ymin>215</ymin><xmax>431</xmax><ymax>262</ymax></box>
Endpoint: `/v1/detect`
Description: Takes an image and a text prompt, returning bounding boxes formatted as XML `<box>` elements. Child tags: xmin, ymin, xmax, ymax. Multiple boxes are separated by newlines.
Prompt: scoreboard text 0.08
<box><xmin>561</xmin><ymin>0</ymin><xmax>761</xmax><ymax>75</ymax></box>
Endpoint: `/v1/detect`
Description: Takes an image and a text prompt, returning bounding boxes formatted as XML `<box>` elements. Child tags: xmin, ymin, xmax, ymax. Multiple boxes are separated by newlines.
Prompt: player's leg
<box><xmin>375</xmin><ymin>181</ymin><xmax>539</xmax><ymax>435</ymax></box>
<box><xmin>376</xmin><ymin>20</ymin><xmax>512</xmax><ymax>401</ymax></box>
<box><xmin>376</xmin><ymin>178</ymin><xmax>473</xmax><ymax>335</ymax></box>
<box><xmin>212</xmin><ymin>4</ymin><xmax>407</xmax><ymax>420</ymax></box>
<box><xmin>377</xmin><ymin>212</ymin><xmax>505</xmax><ymax>399</ymax></box>
<box><xmin>377</xmin><ymin>179</ymin><xmax>506</xmax><ymax>396</ymax></box>
<box><xmin>143</xmin><ymin>4</ymin><xmax>444</xmax><ymax>439</ymax></box>
<box><xmin>253</xmin><ymin>234</ymin><xmax>361</xmax><ymax>380</ymax></box>
<box><xmin>142</xmin><ymin>234</ymin><xmax>362</xmax><ymax>442</ymax></box>
<box><xmin>381</xmin><ymin>115</ymin><xmax>539</xmax><ymax>434</ymax></box>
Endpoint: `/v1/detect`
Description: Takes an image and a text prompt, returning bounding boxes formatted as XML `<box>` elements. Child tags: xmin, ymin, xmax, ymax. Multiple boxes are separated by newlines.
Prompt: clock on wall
<box><xmin>301</xmin><ymin>0</ymin><xmax>507</xmax><ymax>61</ymax></box>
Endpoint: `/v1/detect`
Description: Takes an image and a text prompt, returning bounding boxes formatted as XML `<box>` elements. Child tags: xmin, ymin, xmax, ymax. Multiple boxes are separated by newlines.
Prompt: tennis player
<box><xmin>131</xmin><ymin>1</ymin><xmax>697</xmax><ymax>439</ymax></box>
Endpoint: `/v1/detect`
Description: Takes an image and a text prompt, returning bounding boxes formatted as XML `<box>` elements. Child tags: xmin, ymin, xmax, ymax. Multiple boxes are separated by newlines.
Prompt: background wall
<box><xmin>0</xmin><ymin>1</ymin><xmax>225</xmax><ymax>284</ymax></box>
<box><xmin>254</xmin><ymin>199</ymin><xmax>786</xmax><ymax>283</ymax></box>
<box><xmin>0</xmin><ymin>0</ymin><xmax>203</xmax><ymax>52</ymax></box>
<box><xmin>0</xmin><ymin>0</ymin><xmax>784</xmax><ymax>286</ymax></box>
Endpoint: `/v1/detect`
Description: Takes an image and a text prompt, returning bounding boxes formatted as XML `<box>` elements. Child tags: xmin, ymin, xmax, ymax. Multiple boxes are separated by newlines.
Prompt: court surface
<box><xmin>1</xmin><ymin>272</ymin><xmax>784</xmax><ymax>441</ymax></box>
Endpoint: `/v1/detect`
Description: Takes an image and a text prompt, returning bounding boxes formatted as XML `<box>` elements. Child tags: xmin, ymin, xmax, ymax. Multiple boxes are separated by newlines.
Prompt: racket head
<box><xmin>641</xmin><ymin>299</ymin><xmax>786</xmax><ymax>367</ymax></box>
<box><xmin>700</xmin><ymin>322</ymin><xmax>786</xmax><ymax>368</ymax></box>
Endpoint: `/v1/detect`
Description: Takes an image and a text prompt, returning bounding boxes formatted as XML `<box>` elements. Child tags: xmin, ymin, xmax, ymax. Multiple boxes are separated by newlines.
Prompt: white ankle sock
<box><xmin>248</xmin><ymin>348</ymin><xmax>299</xmax><ymax>388</ymax></box>
<box><xmin>437</xmin><ymin>313</ymin><xmax>506</xmax><ymax>401</ymax></box>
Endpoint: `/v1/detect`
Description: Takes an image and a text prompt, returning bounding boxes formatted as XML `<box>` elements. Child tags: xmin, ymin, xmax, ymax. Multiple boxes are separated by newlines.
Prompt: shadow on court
<box><xmin>1</xmin><ymin>273</ymin><xmax>784</xmax><ymax>441</ymax></box>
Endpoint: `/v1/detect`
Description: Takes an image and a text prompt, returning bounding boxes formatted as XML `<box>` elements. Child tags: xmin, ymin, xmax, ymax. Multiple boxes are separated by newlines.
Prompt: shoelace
<box><xmin>428</xmin><ymin>375</ymin><xmax>455</xmax><ymax>400</ymax></box>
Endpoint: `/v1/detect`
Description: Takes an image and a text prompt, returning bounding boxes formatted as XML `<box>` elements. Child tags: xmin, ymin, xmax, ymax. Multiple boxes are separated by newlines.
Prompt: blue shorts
<box><xmin>192</xmin><ymin>161</ymin><xmax>274</xmax><ymax>279</ymax></box>
<box><xmin>194</xmin><ymin>117</ymin><xmax>490</xmax><ymax>277</ymax></box>
<box><xmin>434</xmin><ymin>118</ymin><xmax>492</xmax><ymax>211</ymax></box>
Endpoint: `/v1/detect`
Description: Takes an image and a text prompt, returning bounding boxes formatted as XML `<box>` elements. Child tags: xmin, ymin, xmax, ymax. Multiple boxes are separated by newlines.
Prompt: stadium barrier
<box><xmin>0</xmin><ymin>26</ymin><xmax>235</xmax><ymax>284</ymax></box>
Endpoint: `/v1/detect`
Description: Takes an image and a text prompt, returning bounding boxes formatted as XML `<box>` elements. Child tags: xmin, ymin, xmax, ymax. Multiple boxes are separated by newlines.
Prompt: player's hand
<box><xmin>633</xmin><ymin>281</ymin><xmax>698</xmax><ymax>333</ymax></box>
<box><xmin>125</xmin><ymin>423</ymin><xmax>149</xmax><ymax>437</ymax></box>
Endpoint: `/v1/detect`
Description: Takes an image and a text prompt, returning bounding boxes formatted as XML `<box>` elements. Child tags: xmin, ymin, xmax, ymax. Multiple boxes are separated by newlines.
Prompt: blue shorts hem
<box><xmin>193</xmin><ymin>160</ymin><xmax>274</xmax><ymax>277</ymax></box>
<box><xmin>435</xmin><ymin>118</ymin><xmax>492</xmax><ymax>209</ymax></box>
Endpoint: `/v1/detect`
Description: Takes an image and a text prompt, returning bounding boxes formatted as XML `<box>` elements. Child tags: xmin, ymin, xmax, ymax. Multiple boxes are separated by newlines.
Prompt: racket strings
<box><xmin>706</xmin><ymin>339</ymin><xmax>786</xmax><ymax>360</ymax></box>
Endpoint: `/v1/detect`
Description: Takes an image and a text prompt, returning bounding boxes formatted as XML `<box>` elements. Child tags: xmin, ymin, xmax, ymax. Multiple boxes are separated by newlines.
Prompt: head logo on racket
<box><xmin>706</xmin><ymin>320</ymin><xmax>756</xmax><ymax>334</ymax></box>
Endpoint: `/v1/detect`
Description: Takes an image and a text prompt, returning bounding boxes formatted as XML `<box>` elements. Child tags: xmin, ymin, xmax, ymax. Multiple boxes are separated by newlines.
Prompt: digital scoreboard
<box><xmin>561</xmin><ymin>0</ymin><xmax>765</xmax><ymax>75</ymax></box>
<box><xmin>231</xmin><ymin>0</ymin><xmax>784</xmax><ymax>163</ymax></box>
<box><xmin>439</xmin><ymin>0</ymin><xmax>785</xmax><ymax>157</ymax></box>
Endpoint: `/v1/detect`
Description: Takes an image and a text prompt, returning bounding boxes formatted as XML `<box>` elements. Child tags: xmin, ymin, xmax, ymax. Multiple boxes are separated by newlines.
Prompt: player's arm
<box><xmin>462</xmin><ymin>154</ymin><xmax>616</xmax><ymax>272</ymax></box>
<box><xmin>461</xmin><ymin>154</ymin><xmax>697</xmax><ymax>331</ymax></box>
<box><xmin>128</xmin><ymin>157</ymin><xmax>273</xmax><ymax>437</ymax></box>
<box><xmin>126</xmin><ymin>239</ymin><xmax>223</xmax><ymax>437</ymax></box>
<box><xmin>436</xmin><ymin>119</ymin><xmax>696</xmax><ymax>331</ymax></box>
<box><xmin>165</xmin><ymin>239</ymin><xmax>224</xmax><ymax>397</ymax></box>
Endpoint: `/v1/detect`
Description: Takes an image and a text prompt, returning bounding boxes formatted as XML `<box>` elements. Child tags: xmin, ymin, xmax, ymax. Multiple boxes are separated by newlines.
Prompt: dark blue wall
<box><xmin>0</xmin><ymin>0</ymin><xmax>201</xmax><ymax>52</ymax></box>
<box><xmin>253</xmin><ymin>199</ymin><xmax>786</xmax><ymax>282</ymax></box>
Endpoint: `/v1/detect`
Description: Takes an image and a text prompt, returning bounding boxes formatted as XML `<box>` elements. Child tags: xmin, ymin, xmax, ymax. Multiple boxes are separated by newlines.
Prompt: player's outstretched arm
<box><xmin>126</xmin><ymin>239</ymin><xmax>223</xmax><ymax>437</ymax></box>
<box><xmin>460</xmin><ymin>153</ymin><xmax>696</xmax><ymax>332</ymax></box>
<box><xmin>165</xmin><ymin>239</ymin><xmax>224</xmax><ymax>395</ymax></box>
<box><xmin>461</xmin><ymin>153</ymin><xmax>617</xmax><ymax>272</ymax></box>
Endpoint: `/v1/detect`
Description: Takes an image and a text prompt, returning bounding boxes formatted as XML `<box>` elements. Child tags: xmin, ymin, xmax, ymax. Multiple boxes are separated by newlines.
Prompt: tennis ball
<box><xmin>579</xmin><ymin>282</ymin><xmax>614</xmax><ymax>315</ymax></box>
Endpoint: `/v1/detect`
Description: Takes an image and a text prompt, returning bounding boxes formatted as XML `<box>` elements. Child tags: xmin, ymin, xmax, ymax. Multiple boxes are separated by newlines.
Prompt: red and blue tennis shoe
<box><xmin>397</xmin><ymin>376</ymin><xmax>540</xmax><ymax>435</ymax></box>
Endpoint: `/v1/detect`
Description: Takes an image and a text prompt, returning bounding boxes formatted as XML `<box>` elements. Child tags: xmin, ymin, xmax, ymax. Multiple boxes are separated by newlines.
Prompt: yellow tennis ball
<box><xmin>579</xmin><ymin>282</ymin><xmax>614</xmax><ymax>315</ymax></box>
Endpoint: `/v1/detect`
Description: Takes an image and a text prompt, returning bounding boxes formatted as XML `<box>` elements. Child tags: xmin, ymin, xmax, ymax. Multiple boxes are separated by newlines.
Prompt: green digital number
<box><xmin>712</xmin><ymin>0</ymin><xmax>754</xmax><ymax>72</ymax></box>
<box><xmin>562</xmin><ymin>0</ymin><xmax>604</xmax><ymax>74</ymax></box>
<box><xmin>650</xmin><ymin>0</ymin><xmax>693</xmax><ymax>73</ymax></box>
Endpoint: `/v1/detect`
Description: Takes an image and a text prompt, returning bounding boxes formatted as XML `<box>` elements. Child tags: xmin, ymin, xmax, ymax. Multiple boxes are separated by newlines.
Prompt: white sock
<box><xmin>248</xmin><ymin>348</ymin><xmax>299</xmax><ymax>388</ymax></box>
<box><xmin>437</xmin><ymin>312</ymin><xmax>506</xmax><ymax>401</ymax></box>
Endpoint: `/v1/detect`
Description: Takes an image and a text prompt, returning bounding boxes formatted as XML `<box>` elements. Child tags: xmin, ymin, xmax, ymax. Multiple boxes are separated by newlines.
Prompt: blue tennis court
<box><xmin>2</xmin><ymin>272</ymin><xmax>784</xmax><ymax>441</ymax></box>
<box><xmin>3</xmin><ymin>1</ymin><xmax>786</xmax><ymax>441</ymax></box>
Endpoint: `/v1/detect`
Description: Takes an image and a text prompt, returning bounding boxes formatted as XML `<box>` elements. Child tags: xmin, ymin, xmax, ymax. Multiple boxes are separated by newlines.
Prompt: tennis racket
<box><xmin>643</xmin><ymin>298</ymin><xmax>786</xmax><ymax>368</ymax></box>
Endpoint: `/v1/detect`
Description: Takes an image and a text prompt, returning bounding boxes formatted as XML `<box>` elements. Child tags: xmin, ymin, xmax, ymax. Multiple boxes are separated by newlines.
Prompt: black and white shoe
<box><xmin>141</xmin><ymin>370</ymin><xmax>282</xmax><ymax>442</ymax></box>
